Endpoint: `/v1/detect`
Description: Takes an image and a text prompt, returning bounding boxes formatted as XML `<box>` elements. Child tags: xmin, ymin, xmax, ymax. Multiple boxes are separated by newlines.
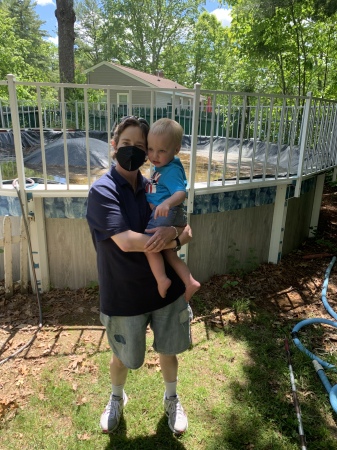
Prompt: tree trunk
<box><xmin>55</xmin><ymin>0</ymin><xmax>76</xmax><ymax>84</ymax></box>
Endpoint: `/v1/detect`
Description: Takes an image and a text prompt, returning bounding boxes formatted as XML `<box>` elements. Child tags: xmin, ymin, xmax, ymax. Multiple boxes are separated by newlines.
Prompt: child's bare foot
<box><xmin>158</xmin><ymin>277</ymin><xmax>172</xmax><ymax>298</ymax></box>
<box><xmin>184</xmin><ymin>280</ymin><xmax>201</xmax><ymax>302</ymax></box>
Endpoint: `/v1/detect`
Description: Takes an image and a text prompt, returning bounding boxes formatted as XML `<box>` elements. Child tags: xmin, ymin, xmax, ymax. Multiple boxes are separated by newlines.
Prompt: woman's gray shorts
<box><xmin>100</xmin><ymin>295</ymin><xmax>193</xmax><ymax>369</ymax></box>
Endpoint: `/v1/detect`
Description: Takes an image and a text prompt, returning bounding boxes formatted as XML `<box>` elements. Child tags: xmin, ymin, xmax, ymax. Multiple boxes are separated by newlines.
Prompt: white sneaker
<box><xmin>163</xmin><ymin>393</ymin><xmax>188</xmax><ymax>434</ymax></box>
<box><xmin>100</xmin><ymin>391</ymin><xmax>128</xmax><ymax>433</ymax></box>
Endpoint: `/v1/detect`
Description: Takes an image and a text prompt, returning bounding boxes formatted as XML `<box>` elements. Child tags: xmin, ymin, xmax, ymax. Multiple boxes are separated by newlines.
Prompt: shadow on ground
<box><xmin>189</xmin><ymin>231</ymin><xmax>337</xmax><ymax>449</ymax></box>
<box><xmin>104</xmin><ymin>415</ymin><xmax>187</xmax><ymax>450</ymax></box>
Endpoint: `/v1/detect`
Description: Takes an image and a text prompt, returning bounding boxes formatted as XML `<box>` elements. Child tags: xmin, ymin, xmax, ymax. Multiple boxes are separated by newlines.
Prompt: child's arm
<box><xmin>154</xmin><ymin>190</ymin><xmax>186</xmax><ymax>219</ymax></box>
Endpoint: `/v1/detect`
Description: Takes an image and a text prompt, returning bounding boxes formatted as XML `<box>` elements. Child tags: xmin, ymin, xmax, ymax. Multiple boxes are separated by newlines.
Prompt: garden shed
<box><xmin>84</xmin><ymin>61</ymin><xmax>195</xmax><ymax>111</ymax></box>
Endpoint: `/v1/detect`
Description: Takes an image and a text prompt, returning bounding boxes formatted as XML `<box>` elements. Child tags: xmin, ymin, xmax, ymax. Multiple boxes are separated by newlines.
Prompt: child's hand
<box><xmin>154</xmin><ymin>202</ymin><xmax>170</xmax><ymax>219</ymax></box>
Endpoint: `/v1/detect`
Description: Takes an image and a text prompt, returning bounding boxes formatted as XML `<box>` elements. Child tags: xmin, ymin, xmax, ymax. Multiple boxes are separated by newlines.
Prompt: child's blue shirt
<box><xmin>145</xmin><ymin>156</ymin><xmax>187</xmax><ymax>206</ymax></box>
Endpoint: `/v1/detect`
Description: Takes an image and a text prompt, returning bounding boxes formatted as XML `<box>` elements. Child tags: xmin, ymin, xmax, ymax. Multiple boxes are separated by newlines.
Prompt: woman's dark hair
<box><xmin>112</xmin><ymin>116</ymin><xmax>150</xmax><ymax>146</ymax></box>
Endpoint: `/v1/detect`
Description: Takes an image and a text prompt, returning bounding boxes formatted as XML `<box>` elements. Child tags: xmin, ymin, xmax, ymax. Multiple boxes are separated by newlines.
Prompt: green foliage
<box><xmin>86</xmin><ymin>280</ymin><xmax>99</xmax><ymax>289</ymax></box>
<box><xmin>1</xmin><ymin>0</ymin><xmax>337</xmax><ymax>106</ymax></box>
<box><xmin>313</xmin><ymin>0</ymin><xmax>337</xmax><ymax>17</ymax></box>
<box><xmin>232</xmin><ymin>297</ymin><xmax>251</xmax><ymax>314</ymax></box>
<box><xmin>100</xmin><ymin>0</ymin><xmax>203</xmax><ymax>74</ymax></box>
<box><xmin>2</xmin><ymin>0</ymin><xmax>58</xmax><ymax>80</ymax></box>
<box><xmin>229</xmin><ymin>0</ymin><xmax>337</xmax><ymax>97</ymax></box>
<box><xmin>75</xmin><ymin>0</ymin><xmax>106</xmax><ymax>70</ymax></box>
<box><xmin>222</xmin><ymin>280</ymin><xmax>239</xmax><ymax>289</ymax></box>
<box><xmin>0</xmin><ymin>8</ymin><xmax>27</xmax><ymax>80</ymax></box>
<box><xmin>0</xmin><ymin>1</ymin><xmax>58</xmax><ymax>98</ymax></box>
<box><xmin>185</xmin><ymin>11</ymin><xmax>231</xmax><ymax>89</ymax></box>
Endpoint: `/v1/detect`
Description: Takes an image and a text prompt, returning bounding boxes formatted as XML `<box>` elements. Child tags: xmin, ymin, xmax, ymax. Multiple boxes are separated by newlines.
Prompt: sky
<box><xmin>35</xmin><ymin>0</ymin><xmax>232</xmax><ymax>45</ymax></box>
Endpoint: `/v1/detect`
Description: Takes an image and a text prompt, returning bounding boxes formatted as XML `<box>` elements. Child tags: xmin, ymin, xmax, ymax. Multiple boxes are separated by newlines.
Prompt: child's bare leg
<box><xmin>164</xmin><ymin>250</ymin><xmax>200</xmax><ymax>302</ymax></box>
<box><xmin>146</xmin><ymin>252</ymin><xmax>171</xmax><ymax>298</ymax></box>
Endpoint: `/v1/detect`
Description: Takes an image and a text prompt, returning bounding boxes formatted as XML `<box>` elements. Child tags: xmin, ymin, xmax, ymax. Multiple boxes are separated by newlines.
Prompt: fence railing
<box><xmin>0</xmin><ymin>75</ymin><xmax>337</xmax><ymax>203</ymax></box>
<box><xmin>0</xmin><ymin>99</ymin><xmax>305</xmax><ymax>146</ymax></box>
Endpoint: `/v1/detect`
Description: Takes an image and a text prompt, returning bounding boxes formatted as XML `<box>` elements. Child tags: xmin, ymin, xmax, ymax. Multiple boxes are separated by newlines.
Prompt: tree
<box><xmin>162</xmin><ymin>12</ymin><xmax>231</xmax><ymax>89</ymax></box>
<box><xmin>55</xmin><ymin>0</ymin><xmax>76</xmax><ymax>83</ymax></box>
<box><xmin>228</xmin><ymin>0</ymin><xmax>337</xmax><ymax>97</ymax></box>
<box><xmin>162</xmin><ymin>10</ymin><xmax>271</xmax><ymax>94</ymax></box>
<box><xmin>189</xmin><ymin>12</ymin><xmax>231</xmax><ymax>89</ymax></box>
<box><xmin>101</xmin><ymin>0</ymin><xmax>203</xmax><ymax>74</ymax></box>
<box><xmin>75</xmin><ymin>0</ymin><xmax>106</xmax><ymax>69</ymax></box>
<box><xmin>313</xmin><ymin>0</ymin><xmax>337</xmax><ymax>16</ymax></box>
<box><xmin>0</xmin><ymin>1</ymin><xmax>58</xmax><ymax>94</ymax></box>
<box><xmin>226</xmin><ymin>0</ymin><xmax>337</xmax><ymax>18</ymax></box>
<box><xmin>0</xmin><ymin>8</ymin><xmax>27</xmax><ymax>80</ymax></box>
<box><xmin>2</xmin><ymin>0</ymin><xmax>56</xmax><ymax>77</ymax></box>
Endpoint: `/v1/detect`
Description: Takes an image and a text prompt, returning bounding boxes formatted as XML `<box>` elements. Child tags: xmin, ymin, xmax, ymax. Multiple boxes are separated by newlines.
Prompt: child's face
<box><xmin>147</xmin><ymin>132</ymin><xmax>179</xmax><ymax>168</ymax></box>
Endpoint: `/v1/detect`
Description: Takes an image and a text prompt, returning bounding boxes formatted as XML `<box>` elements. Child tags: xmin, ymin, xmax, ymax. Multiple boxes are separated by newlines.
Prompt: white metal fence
<box><xmin>0</xmin><ymin>75</ymin><xmax>337</xmax><ymax>204</ymax></box>
<box><xmin>1</xmin><ymin>75</ymin><xmax>337</xmax><ymax>294</ymax></box>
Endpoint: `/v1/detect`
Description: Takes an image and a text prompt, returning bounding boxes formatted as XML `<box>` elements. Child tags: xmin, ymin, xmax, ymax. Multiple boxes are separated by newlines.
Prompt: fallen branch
<box><xmin>303</xmin><ymin>253</ymin><xmax>333</xmax><ymax>260</ymax></box>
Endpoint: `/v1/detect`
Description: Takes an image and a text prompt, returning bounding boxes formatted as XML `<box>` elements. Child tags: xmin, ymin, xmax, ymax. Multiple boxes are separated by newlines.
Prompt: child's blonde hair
<box><xmin>149</xmin><ymin>118</ymin><xmax>183</xmax><ymax>149</ymax></box>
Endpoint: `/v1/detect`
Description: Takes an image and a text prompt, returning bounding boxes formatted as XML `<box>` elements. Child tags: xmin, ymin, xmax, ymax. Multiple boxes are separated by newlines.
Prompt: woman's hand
<box><xmin>144</xmin><ymin>226</ymin><xmax>176</xmax><ymax>252</ymax></box>
<box><xmin>144</xmin><ymin>224</ymin><xmax>192</xmax><ymax>252</ymax></box>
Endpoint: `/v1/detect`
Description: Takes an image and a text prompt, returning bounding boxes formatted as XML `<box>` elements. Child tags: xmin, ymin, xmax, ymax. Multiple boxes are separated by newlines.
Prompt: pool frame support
<box><xmin>26</xmin><ymin>196</ymin><xmax>50</xmax><ymax>293</ymax></box>
<box><xmin>268</xmin><ymin>185</ymin><xmax>288</xmax><ymax>264</ymax></box>
<box><xmin>309</xmin><ymin>173</ymin><xmax>325</xmax><ymax>238</ymax></box>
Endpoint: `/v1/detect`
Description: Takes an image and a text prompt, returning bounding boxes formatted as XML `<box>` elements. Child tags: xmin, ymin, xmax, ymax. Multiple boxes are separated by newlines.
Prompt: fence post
<box><xmin>171</xmin><ymin>91</ymin><xmax>176</xmax><ymax>120</ymax></box>
<box><xmin>7</xmin><ymin>74</ymin><xmax>40</xmax><ymax>293</ymax></box>
<box><xmin>3</xmin><ymin>216</ymin><xmax>13</xmax><ymax>298</ymax></box>
<box><xmin>295</xmin><ymin>92</ymin><xmax>312</xmax><ymax>197</ymax></box>
<box><xmin>128</xmin><ymin>89</ymin><xmax>132</xmax><ymax>116</ymax></box>
<box><xmin>187</xmin><ymin>83</ymin><xmax>201</xmax><ymax>215</ymax></box>
<box><xmin>75</xmin><ymin>100</ymin><xmax>79</xmax><ymax>129</ymax></box>
<box><xmin>7</xmin><ymin>75</ymin><xmax>27</xmax><ymax>197</ymax></box>
<box><xmin>184</xmin><ymin>83</ymin><xmax>201</xmax><ymax>264</ymax></box>
<box><xmin>0</xmin><ymin>99</ymin><xmax>4</xmax><ymax>129</ymax></box>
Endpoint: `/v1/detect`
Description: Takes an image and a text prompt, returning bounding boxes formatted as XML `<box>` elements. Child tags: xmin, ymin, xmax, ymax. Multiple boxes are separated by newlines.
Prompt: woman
<box><xmin>86</xmin><ymin>116</ymin><xmax>193</xmax><ymax>435</ymax></box>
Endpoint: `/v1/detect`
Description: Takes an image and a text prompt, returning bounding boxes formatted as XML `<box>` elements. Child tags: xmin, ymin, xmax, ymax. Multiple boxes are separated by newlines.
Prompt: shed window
<box><xmin>117</xmin><ymin>93</ymin><xmax>128</xmax><ymax>105</ymax></box>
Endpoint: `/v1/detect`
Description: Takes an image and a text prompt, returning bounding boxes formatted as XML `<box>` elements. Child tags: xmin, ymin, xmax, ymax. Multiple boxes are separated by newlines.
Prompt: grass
<box><xmin>1</xmin><ymin>303</ymin><xmax>337</xmax><ymax>449</ymax></box>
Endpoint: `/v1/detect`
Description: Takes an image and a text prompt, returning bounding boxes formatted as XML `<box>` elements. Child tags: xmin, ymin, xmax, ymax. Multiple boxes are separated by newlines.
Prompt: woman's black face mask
<box><xmin>116</xmin><ymin>146</ymin><xmax>146</xmax><ymax>171</ymax></box>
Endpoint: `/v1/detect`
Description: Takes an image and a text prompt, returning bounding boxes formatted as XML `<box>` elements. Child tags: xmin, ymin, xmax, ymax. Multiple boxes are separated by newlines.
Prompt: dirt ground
<box><xmin>1</xmin><ymin>179</ymin><xmax>337</xmax><ymax>422</ymax></box>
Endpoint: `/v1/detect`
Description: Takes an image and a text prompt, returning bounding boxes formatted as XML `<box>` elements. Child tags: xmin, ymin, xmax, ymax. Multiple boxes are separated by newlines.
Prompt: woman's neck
<box><xmin>116</xmin><ymin>164</ymin><xmax>139</xmax><ymax>191</ymax></box>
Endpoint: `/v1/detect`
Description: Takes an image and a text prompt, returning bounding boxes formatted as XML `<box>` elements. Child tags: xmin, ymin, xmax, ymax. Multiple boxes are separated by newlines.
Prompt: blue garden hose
<box><xmin>291</xmin><ymin>256</ymin><xmax>337</xmax><ymax>412</ymax></box>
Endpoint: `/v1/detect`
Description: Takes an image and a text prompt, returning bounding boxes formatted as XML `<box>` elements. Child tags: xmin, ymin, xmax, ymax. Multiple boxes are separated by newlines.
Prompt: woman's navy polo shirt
<box><xmin>86</xmin><ymin>166</ymin><xmax>185</xmax><ymax>316</ymax></box>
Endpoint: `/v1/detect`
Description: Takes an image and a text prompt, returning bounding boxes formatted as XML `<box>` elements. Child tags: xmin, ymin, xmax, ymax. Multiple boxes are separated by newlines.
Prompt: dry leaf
<box><xmin>77</xmin><ymin>433</ymin><xmax>91</xmax><ymax>440</ymax></box>
<box><xmin>76</xmin><ymin>397</ymin><xmax>87</xmax><ymax>406</ymax></box>
<box><xmin>0</xmin><ymin>399</ymin><xmax>19</xmax><ymax>419</ymax></box>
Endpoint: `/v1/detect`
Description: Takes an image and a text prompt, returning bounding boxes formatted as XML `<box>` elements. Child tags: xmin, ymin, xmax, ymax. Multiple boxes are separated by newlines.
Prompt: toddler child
<box><xmin>145</xmin><ymin>118</ymin><xmax>200</xmax><ymax>301</ymax></box>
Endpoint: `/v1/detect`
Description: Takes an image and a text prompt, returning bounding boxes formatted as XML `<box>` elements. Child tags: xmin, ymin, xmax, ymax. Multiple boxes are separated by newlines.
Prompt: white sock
<box><xmin>112</xmin><ymin>383</ymin><xmax>124</xmax><ymax>398</ymax></box>
<box><xmin>165</xmin><ymin>380</ymin><xmax>177</xmax><ymax>398</ymax></box>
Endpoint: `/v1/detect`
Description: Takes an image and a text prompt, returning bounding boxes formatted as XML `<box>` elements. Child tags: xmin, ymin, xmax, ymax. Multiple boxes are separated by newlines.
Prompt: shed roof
<box><xmin>84</xmin><ymin>61</ymin><xmax>190</xmax><ymax>91</ymax></box>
